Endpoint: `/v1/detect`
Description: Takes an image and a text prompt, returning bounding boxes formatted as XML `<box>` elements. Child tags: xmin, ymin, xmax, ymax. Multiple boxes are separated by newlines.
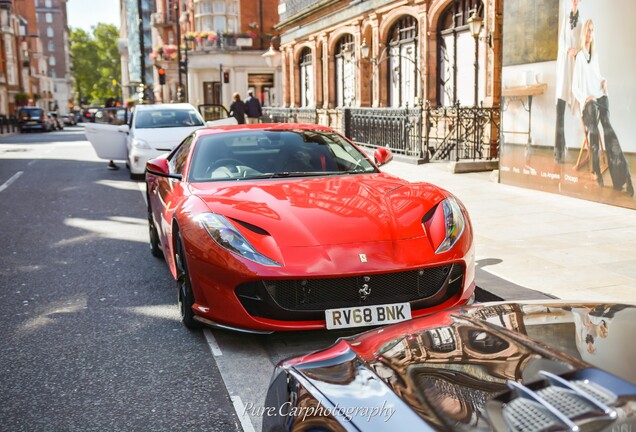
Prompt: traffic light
<box><xmin>223</xmin><ymin>71</ymin><xmax>230</xmax><ymax>84</ymax></box>
<box><xmin>158</xmin><ymin>68</ymin><xmax>166</xmax><ymax>85</ymax></box>
<box><xmin>179</xmin><ymin>61</ymin><xmax>187</xmax><ymax>75</ymax></box>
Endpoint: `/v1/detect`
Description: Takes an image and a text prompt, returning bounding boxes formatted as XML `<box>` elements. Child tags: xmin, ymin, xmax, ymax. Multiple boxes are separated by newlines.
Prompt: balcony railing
<box><xmin>190</xmin><ymin>37</ymin><xmax>254</xmax><ymax>53</ymax></box>
<box><xmin>262</xmin><ymin>104</ymin><xmax>500</xmax><ymax>162</ymax></box>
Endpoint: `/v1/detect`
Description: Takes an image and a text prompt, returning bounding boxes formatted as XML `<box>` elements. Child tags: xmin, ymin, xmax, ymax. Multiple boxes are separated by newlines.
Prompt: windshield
<box><xmin>188</xmin><ymin>129</ymin><xmax>378</xmax><ymax>182</ymax></box>
<box><xmin>20</xmin><ymin>108</ymin><xmax>43</xmax><ymax>119</ymax></box>
<box><xmin>135</xmin><ymin>109</ymin><xmax>204</xmax><ymax>129</ymax></box>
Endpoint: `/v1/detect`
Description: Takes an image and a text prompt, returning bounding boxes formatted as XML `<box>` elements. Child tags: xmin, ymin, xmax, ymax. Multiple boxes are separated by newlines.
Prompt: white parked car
<box><xmin>85</xmin><ymin>103</ymin><xmax>236</xmax><ymax>178</ymax></box>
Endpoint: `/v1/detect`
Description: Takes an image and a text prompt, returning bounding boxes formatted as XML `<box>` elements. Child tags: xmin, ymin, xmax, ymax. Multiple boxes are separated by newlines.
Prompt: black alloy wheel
<box><xmin>175</xmin><ymin>233</ymin><xmax>202</xmax><ymax>330</ymax></box>
<box><xmin>147</xmin><ymin>204</ymin><xmax>163</xmax><ymax>258</ymax></box>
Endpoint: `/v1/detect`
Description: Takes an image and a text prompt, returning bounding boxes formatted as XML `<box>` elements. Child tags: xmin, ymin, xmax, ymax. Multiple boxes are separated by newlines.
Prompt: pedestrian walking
<box><xmin>229</xmin><ymin>92</ymin><xmax>246</xmax><ymax>124</ymax></box>
<box><xmin>244</xmin><ymin>91</ymin><xmax>262</xmax><ymax>124</ymax></box>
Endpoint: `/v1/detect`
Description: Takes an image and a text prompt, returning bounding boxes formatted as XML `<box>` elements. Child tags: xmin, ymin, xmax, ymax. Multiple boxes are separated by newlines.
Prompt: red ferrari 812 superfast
<box><xmin>145</xmin><ymin>123</ymin><xmax>475</xmax><ymax>333</ymax></box>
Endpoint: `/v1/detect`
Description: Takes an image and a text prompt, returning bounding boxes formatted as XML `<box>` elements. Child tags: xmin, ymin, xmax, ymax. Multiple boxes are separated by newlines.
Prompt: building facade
<box><xmin>162</xmin><ymin>0</ymin><xmax>281</xmax><ymax>109</ymax></box>
<box><xmin>275</xmin><ymin>0</ymin><xmax>501</xmax><ymax>111</ymax></box>
<box><xmin>14</xmin><ymin>0</ymin><xmax>47</xmax><ymax>112</ymax></box>
<box><xmin>0</xmin><ymin>0</ymin><xmax>54</xmax><ymax>116</ymax></box>
<box><xmin>34</xmin><ymin>0</ymin><xmax>71</xmax><ymax>114</ymax></box>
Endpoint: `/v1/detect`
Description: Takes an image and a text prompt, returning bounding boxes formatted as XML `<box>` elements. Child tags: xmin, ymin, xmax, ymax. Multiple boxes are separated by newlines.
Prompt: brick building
<box><xmin>14</xmin><ymin>0</ymin><xmax>48</xmax><ymax>112</ymax></box>
<box><xmin>151</xmin><ymin>0</ymin><xmax>281</xmax><ymax>109</ymax></box>
<box><xmin>34</xmin><ymin>0</ymin><xmax>71</xmax><ymax>114</ymax></box>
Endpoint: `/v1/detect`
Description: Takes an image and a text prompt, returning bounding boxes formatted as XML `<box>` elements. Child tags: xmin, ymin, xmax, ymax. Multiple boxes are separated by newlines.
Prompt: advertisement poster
<box><xmin>500</xmin><ymin>0</ymin><xmax>636</xmax><ymax>209</ymax></box>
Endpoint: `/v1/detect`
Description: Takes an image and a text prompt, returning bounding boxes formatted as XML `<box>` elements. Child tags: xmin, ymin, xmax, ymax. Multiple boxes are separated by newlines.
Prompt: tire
<box><xmin>130</xmin><ymin>172</ymin><xmax>144</xmax><ymax>181</ymax></box>
<box><xmin>175</xmin><ymin>233</ymin><xmax>202</xmax><ymax>330</ymax></box>
<box><xmin>147</xmin><ymin>204</ymin><xmax>163</xmax><ymax>258</ymax></box>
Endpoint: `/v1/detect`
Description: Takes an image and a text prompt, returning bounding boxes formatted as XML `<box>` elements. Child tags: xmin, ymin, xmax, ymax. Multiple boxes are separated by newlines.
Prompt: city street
<box><xmin>2</xmin><ymin>126</ymin><xmax>635</xmax><ymax>432</ymax></box>
<box><xmin>0</xmin><ymin>127</ymin><xmax>242</xmax><ymax>431</ymax></box>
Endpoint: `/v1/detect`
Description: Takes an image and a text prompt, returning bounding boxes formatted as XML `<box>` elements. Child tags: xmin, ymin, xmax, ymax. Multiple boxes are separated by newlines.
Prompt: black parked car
<box><xmin>264</xmin><ymin>301</ymin><xmax>636</xmax><ymax>432</ymax></box>
<box><xmin>18</xmin><ymin>107</ymin><xmax>49</xmax><ymax>132</ymax></box>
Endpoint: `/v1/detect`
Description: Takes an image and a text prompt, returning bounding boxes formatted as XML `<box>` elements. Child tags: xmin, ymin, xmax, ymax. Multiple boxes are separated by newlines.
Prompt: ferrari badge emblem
<box><xmin>359</xmin><ymin>254</ymin><xmax>367</xmax><ymax>263</ymax></box>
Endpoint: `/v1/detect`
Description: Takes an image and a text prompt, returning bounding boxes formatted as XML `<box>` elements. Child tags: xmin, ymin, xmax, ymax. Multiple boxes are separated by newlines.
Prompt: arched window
<box><xmin>335</xmin><ymin>34</ymin><xmax>355</xmax><ymax>107</ymax></box>
<box><xmin>438</xmin><ymin>0</ymin><xmax>482</xmax><ymax>106</ymax></box>
<box><xmin>387</xmin><ymin>15</ymin><xmax>418</xmax><ymax>107</ymax></box>
<box><xmin>299</xmin><ymin>47</ymin><xmax>314</xmax><ymax>107</ymax></box>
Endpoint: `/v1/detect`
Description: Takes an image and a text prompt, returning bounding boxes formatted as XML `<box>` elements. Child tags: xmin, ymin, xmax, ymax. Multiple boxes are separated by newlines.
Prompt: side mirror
<box><xmin>374</xmin><ymin>147</ymin><xmax>393</xmax><ymax>166</ymax></box>
<box><xmin>146</xmin><ymin>157</ymin><xmax>182</xmax><ymax>180</ymax></box>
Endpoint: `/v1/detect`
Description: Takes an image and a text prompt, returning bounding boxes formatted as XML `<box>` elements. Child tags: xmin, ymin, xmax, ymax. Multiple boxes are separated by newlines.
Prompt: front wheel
<box><xmin>147</xmin><ymin>204</ymin><xmax>163</xmax><ymax>258</ymax></box>
<box><xmin>175</xmin><ymin>234</ymin><xmax>202</xmax><ymax>330</ymax></box>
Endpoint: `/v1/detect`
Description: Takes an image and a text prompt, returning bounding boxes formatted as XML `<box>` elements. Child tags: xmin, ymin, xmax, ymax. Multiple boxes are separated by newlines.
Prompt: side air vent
<box><xmin>487</xmin><ymin>368</ymin><xmax>636</xmax><ymax>432</ymax></box>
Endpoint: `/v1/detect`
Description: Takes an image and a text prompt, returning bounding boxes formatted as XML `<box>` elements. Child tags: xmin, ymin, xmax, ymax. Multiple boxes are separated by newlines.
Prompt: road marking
<box><xmin>203</xmin><ymin>328</ymin><xmax>222</xmax><ymax>356</ymax></box>
<box><xmin>231</xmin><ymin>395</ymin><xmax>256</xmax><ymax>432</ymax></box>
<box><xmin>0</xmin><ymin>171</ymin><xmax>23</xmax><ymax>193</ymax></box>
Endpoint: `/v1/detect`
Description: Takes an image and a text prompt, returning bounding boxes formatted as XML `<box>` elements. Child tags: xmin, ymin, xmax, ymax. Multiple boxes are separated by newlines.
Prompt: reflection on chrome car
<box><xmin>263</xmin><ymin>301</ymin><xmax>636</xmax><ymax>431</ymax></box>
<box><xmin>145</xmin><ymin>123</ymin><xmax>475</xmax><ymax>332</ymax></box>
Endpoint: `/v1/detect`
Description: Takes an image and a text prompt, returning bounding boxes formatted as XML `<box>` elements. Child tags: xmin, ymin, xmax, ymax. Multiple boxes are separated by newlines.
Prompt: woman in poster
<box><xmin>572</xmin><ymin>19</ymin><xmax>634</xmax><ymax>196</ymax></box>
<box><xmin>554</xmin><ymin>0</ymin><xmax>583</xmax><ymax>164</ymax></box>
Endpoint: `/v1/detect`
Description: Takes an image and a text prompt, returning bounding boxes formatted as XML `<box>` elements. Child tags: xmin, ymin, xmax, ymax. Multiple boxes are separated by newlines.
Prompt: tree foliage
<box><xmin>70</xmin><ymin>24</ymin><xmax>121</xmax><ymax>105</ymax></box>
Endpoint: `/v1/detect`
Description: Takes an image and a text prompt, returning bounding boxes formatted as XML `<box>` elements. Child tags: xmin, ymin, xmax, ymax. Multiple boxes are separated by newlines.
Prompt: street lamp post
<box><xmin>175</xmin><ymin>0</ymin><xmax>182</xmax><ymax>101</ymax></box>
<box><xmin>137</xmin><ymin>0</ymin><xmax>147</xmax><ymax>102</ymax></box>
<box><xmin>467</xmin><ymin>10</ymin><xmax>492</xmax><ymax>107</ymax></box>
<box><xmin>262</xmin><ymin>36</ymin><xmax>282</xmax><ymax>68</ymax></box>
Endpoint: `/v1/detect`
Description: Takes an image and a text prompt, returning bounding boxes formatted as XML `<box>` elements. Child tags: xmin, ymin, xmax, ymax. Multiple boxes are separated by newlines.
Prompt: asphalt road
<box><xmin>0</xmin><ymin>127</ymin><xmax>240</xmax><ymax>432</ymax></box>
<box><xmin>0</xmin><ymin>126</ymin><xmax>552</xmax><ymax>432</ymax></box>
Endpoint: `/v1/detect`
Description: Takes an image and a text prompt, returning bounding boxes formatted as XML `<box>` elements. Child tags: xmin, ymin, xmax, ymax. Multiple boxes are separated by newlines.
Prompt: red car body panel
<box><xmin>146</xmin><ymin>124</ymin><xmax>476</xmax><ymax>331</ymax></box>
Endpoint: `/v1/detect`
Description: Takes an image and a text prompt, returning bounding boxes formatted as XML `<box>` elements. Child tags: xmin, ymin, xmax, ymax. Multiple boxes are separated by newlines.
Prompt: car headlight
<box><xmin>423</xmin><ymin>197</ymin><xmax>466</xmax><ymax>254</ymax></box>
<box><xmin>131</xmin><ymin>138</ymin><xmax>151</xmax><ymax>149</ymax></box>
<box><xmin>195</xmin><ymin>213</ymin><xmax>281</xmax><ymax>267</ymax></box>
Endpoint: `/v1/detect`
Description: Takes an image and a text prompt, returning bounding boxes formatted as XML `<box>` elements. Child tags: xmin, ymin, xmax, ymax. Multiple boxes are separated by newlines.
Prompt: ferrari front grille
<box><xmin>235</xmin><ymin>263</ymin><xmax>465</xmax><ymax>321</ymax></box>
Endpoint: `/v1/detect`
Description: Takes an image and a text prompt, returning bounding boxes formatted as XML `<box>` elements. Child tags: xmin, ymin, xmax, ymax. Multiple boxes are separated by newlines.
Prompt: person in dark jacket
<box><xmin>244</xmin><ymin>91</ymin><xmax>262</xmax><ymax>124</ymax></box>
<box><xmin>229</xmin><ymin>92</ymin><xmax>246</xmax><ymax>124</ymax></box>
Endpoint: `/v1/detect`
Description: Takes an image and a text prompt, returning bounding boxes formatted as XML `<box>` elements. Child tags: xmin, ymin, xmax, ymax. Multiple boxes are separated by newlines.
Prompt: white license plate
<box><xmin>325</xmin><ymin>302</ymin><xmax>412</xmax><ymax>330</ymax></box>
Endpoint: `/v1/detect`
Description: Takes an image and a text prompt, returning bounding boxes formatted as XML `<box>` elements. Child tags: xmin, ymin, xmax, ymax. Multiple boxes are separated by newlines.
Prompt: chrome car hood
<box><xmin>276</xmin><ymin>302</ymin><xmax>636</xmax><ymax>431</ymax></box>
<box><xmin>189</xmin><ymin>173</ymin><xmax>449</xmax><ymax>247</ymax></box>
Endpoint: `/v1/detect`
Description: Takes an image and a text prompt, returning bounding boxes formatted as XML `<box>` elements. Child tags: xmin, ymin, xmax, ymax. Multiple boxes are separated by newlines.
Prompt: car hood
<box><xmin>283</xmin><ymin>301</ymin><xmax>636</xmax><ymax>431</ymax></box>
<box><xmin>134</xmin><ymin>126</ymin><xmax>202</xmax><ymax>151</ymax></box>
<box><xmin>188</xmin><ymin>173</ymin><xmax>449</xmax><ymax>247</ymax></box>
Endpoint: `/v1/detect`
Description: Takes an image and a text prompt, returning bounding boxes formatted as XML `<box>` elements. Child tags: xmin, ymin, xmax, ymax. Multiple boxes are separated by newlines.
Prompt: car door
<box><xmin>150</xmin><ymin>135</ymin><xmax>194</xmax><ymax>257</ymax></box>
<box><xmin>198</xmin><ymin>104</ymin><xmax>238</xmax><ymax>127</ymax></box>
<box><xmin>84</xmin><ymin>108</ymin><xmax>130</xmax><ymax>160</ymax></box>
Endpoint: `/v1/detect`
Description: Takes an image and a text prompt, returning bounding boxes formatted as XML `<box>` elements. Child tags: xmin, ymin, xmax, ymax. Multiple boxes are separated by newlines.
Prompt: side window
<box><xmin>169</xmin><ymin>135</ymin><xmax>194</xmax><ymax>175</ymax></box>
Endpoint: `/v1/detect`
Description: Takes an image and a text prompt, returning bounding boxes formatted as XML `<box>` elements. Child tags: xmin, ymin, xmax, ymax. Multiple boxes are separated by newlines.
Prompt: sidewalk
<box><xmin>381</xmin><ymin>160</ymin><xmax>636</xmax><ymax>304</ymax></box>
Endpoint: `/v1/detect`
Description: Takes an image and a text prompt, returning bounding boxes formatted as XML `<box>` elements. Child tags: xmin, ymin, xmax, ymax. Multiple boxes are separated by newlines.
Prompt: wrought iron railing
<box><xmin>425</xmin><ymin>102</ymin><xmax>500</xmax><ymax>161</ymax></box>
<box><xmin>262</xmin><ymin>104</ymin><xmax>500</xmax><ymax>162</ymax></box>
<box><xmin>190</xmin><ymin>37</ymin><xmax>253</xmax><ymax>53</ymax></box>
<box><xmin>344</xmin><ymin>106</ymin><xmax>424</xmax><ymax>158</ymax></box>
<box><xmin>0</xmin><ymin>115</ymin><xmax>17</xmax><ymax>134</ymax></box>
